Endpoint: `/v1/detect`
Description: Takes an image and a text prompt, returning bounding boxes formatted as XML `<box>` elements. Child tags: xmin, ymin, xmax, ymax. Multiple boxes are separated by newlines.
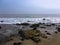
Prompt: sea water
<box><xmin>0</xmin><ymin>17</ymin><xmax>60</xmax><ymax>24</ymax></box>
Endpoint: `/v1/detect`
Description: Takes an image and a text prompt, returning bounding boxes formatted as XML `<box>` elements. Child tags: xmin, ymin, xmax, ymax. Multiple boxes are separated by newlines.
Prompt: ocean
<box><xmin>0</xmin><ymin>17</ymin><xmax>60</xmax><ymax>24</ymax></box>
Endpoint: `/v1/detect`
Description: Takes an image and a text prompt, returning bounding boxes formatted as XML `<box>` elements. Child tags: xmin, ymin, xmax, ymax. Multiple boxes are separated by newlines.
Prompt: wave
<box><xmin>0</xmin><ymin>17</ymin><xmax>60</xmax><ymax>24</ymax></box>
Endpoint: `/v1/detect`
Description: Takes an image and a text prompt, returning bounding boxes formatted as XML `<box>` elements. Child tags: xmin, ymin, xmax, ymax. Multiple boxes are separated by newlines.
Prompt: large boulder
<box><xmin>18</xmin><ymin>29</ymin><xmax>47</xmax><ymax>43</ymax></box>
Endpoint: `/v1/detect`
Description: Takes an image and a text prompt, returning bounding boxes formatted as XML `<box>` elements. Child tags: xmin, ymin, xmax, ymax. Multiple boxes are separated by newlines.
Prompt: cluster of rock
<box><xmin>18</xmin><ymin>29</ymin><xmax>47</xmax><ymax>43</ymax></box>
<box><xmin>0</xmin><ymin>22</ymin><xmax>60</xmax><ymax>45</ymax></box>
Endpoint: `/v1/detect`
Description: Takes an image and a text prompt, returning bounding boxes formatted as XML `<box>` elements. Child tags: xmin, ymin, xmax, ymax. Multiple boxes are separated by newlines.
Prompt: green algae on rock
<box><xmin>18</xmin><ymin>29</ymin><xmax>47</xmax><ymax>43</ymax></box>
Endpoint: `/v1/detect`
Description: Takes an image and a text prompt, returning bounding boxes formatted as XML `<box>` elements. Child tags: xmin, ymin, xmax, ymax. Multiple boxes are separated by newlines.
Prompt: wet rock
<box><xmin>18</xmin><ymin>30</ymin><xmax>26</xmax><ymax>39</ymax></box>
<box><xmin>32</xmin><ymin>27</ymin><xmax>37</xmax><ymax>30</ymax></box>
<box><xmin>51</xmin><ymin>23</ymin><xmax>56</xmax><ymax>26</ymax></box>
<box><xmin>18</xmin><ymin>29</ymin><xmax>47</xmax><ymax>43</ymax></box>
<box><xmin>0</xmin><ymin>26</ymin><xmax>2</xmax><ymax>29</ymax></box>
<box><xmin>45</xmin><ymin>24</ymin><xmax>51</xmax><ymax>27</ymax></box>
<box><xmin>43</xmin><ymin>18</ymin><xmax>46</xmax><ymax>20</ymax></box>
<box><xmin>46</xmin><ymin>32</ymin><xmax>51</xmax><ymax>35</ymax></box>
<box><xmin>54</xmin><ymin>31</ymin><xmax>58</xmax><ymax>34</ymax></box>
<box><xmin>38</xmin><ymin>23</ymin><xmax>42</xmax><ymax>25</ymax></box>
<box><xmin>13</xmin><ymin>42</ymin><xmax>22</xmax><ymax>45</ymax></box>
<box><xmin>0</xmin><ymin>21</ymin><xmax>4</xmax><ymax>22</ymax></box>
<box><xmin>30</xmin><ymin>24</ymin><xmax>39</xmax><ymax>28</ymax></box>
<box><xmin>40</xmin><ymin>26</ymin><xmax>46</xmax><ymax>28</ymax></box>
<box><xmin>45</xmin><ymin>31</ymin><xmax>47</xmax><ymax>32</ymax></box>
<box><xmin>31</xmin><ymin>37</ymin><xmax>41</xmax><ymax>43</ymax></box>
<box><xmin>20</xmin><ymin>23</ymin><xmax>30</xmax><ymax>26</ymax></box>
<box><xmin>16</xmin><ymin>23</ymin><xmax>21</xmax><ymax>25</ymax></box>
<box><xmin>57</xmin><ymin>27</ymin><xmax>60</xmax><ymax>32</ymax></box>
<box><xmin>20</xmin><ymin>38</ymin><xmax>24</xmax><ymax>41</ymax></box>
<box><xmin>41</xmin><ymin>34</ymin><xmax>47</xmax><ymax>38</ymax></box>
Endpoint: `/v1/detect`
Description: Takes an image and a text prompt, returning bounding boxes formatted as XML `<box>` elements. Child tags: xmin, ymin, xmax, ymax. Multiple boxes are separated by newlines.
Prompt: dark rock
<box><xmin>20</xmin><ymin>38</ymin><xmax>24</xmax><ymax>41</ymax></box>
<box><xmin>41</xmin><ymin>34</ymin><xmax>48</xmax><ymax>38</ymax></box>
<box><xmin>45</xmin><ymin>24</ymin><xmax>51</xmax><ymax>27</ymax></box>
<box><xmin>16</xmin><ymin>23</ymin><xmax>21</xmax><ymax>25</ymax></box>
<box><xmin>51</xmin><ymin>23</ymin><xmax>56</xmax><ymax>26</ymax></box>
<box><xmin>54</xmin><ymin>31</ymin><xmax>58</xmax><ymax>34</ymax></box>
<box><xmin>30</xmin><ymin>24</ymin><xmax>39</xmax><ymax>28</ymax></box>
<box><xmin>45</xmin><ymin>31</ymin><xmax>47</xmax><ymax>32</ymax></box>
<box><xmin>57</xmin><ymin>27</ymin><xmax>60</xmax><ymax>32</ymax></box>
<box><xmin>38</xmin><ymin>23</ymin><xmax>42</xmax><ymax>25</ymax></box>
<box><xmin>40</xmin><ymin>26</ymin><xmax>46</xmax><ymax>28</ymax></box>
<box><xmin>31</xmin><ymin>37</ymin><xmax>41</xmax><ymax>43</ymax></box>
<box><xmin>32</xmin><ymin>27</ymin><xmax>37</xmax><ymax>30</ymax></box>
<box><xmin>18</xmin><ymin>30</ymin><xmax>29</xmax><ymax>40</ymax></box>
<box><xmin>43</xmin><ymin>18</ymin><xmax>46</xmax><ymax>20</ymax></box>
<box><xmin>0</xmin><ymin>26</ymin><xmax>1</xmax><ymax>29</ymax></box>
<box><xmin>18</xmin><ymin>30</ymin><xmax>26</xmax><ymax>39</ymax></box>
<box><xmin>46</xmin><ymin>32</ymin><xmax>51</xmax><ymax>35</ymax></box>
<box><xmin>0</xmin><ymin>21</ymin><xmax>4</xmax><ymax>22</ymax></box>
<box><xmin>13</xmin><ymin>42</ymin><xmax>22</xmax><ymax>45</ymax></box>
<box><xmin>20</xmin><ymin>23</ymin><xmax>30</xmax><ymax>26</ymax></box>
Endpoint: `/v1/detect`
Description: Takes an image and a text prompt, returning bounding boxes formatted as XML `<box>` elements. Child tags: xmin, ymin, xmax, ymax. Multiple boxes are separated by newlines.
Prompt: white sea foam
<box><xmin>0</xmin><ymin>17</ymin><xmax>60</xmax><ymax>24</ymax></box>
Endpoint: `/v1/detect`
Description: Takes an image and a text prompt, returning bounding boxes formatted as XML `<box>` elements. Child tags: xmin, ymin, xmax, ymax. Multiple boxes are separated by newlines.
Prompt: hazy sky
<box><xmin>0</xmin><ymin>0</ymin><xmax>60</xmax><ymax>14</ymax></box>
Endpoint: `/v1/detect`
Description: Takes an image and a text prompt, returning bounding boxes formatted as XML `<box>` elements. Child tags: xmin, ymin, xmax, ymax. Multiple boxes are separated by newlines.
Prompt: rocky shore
<box><xmin>0</xmin><ymin>22</ymin><xmax>60</xmax><ymax>45</ymax></box>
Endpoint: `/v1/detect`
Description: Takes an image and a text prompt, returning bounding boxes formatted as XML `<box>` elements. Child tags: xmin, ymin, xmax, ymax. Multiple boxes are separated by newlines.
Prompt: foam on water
<box><xmin>0</xmin><ymin>17</ymin><xmax>60</xmax><ymax>24</ymax></box>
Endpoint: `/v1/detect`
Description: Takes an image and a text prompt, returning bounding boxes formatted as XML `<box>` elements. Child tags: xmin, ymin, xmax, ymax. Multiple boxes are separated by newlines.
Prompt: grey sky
<box><xmin>0</xmin><ymin>0</ymin><xmax>60</xmax><ymax>14</ymax></box>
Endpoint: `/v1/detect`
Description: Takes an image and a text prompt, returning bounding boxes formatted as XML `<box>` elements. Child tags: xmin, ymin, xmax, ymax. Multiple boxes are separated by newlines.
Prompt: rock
<box><xmin>0</xmin><ymin>26</ymin><xmax>1</xmax><ymax>29</ymax></box>
<box><xmin>46</xmin><ymin>32</ymin><xmax>51</xmax><ymax>35</ymax></box>
<box><xmin>45</xmin><ymin>31</ymin><xmax>47</xmax><ymax>32</ymax></box>
<box><xmin>32</xmin><ymin>27</ymin><xmax>37</xmax><ymax>30</ymax></box>
<box><xmin>16</xmin><ymin>23</ymin><xmax>21</xmax><ymax>25</ymax></box>
<box><xmin>43</xmin><ymin>18</ymin><xmax>46</xmax><ymax>20</ymax></box>
<box><xmin>57</xmin><ymin>27</ymin><xmax>60</xmax><ymax>32</ymax></box>
<box><xmin>54</xmin><ymin>31</ymin><xmax>58</xmax><ymax>34</ymax></box>
<box><xmin>20</xmin><ymin>38</ymin><xmax>24</xmax><ymax>41</ymax></box>
<box><xmin>30</xmin><ymin>24</ymin><xmax>39</xmax><ymax>28</ymax></box>
<box><xmin>31</xmin><ymin>37</ymin><xmax>41</xmax><ymax>43</ymax></box>
<box><xmin>45</xmin><ymin>24</ymin><xmax>51</xmax><ymax>27</ymax></box>
<box><xmin>51</xmin><ymin>23</ymin><xmax>56</xmax><ymax>26</ymax></box>
<box><xmin>18</xmin><ymin>29</ymin><xmax>47</xmax><ymax>43</ymax></box>
<box><xmin>40</xmin><ymin>26</ymin><xmax>46</xmax><ymax>28</ymax></box>
<box><xmin>20</xmin><ymin>23</ymin><xmax>30</xmax><ymax>26</ymax></box>
<box><xmin>13</xmin><ymin>42</ymin><xmax>22</xmax><ymax>45</ymax></box>
<box><xmin>24</xmin><ymin>30</ymin><xmax>41</xmax><ymax>38</ymax></box>
<box><xmin>0</xmin><ymin>21</ymin><xmax>4</xmax><ymax>22</ymax></box>
<box><xmin>40</xmin><ymin>34</ymin><xmax>47</xmax><ymax>38</ymax></box>
<box><xmin>18</xmin><ymin>30</ymin><xmax>26</xmax><ymax>39</ymax></box>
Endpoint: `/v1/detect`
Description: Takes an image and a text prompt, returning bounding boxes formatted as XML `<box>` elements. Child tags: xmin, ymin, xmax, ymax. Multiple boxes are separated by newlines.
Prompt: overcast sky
<box><xmin>0</xmin><ymin>0</ymin><xmax>60</xmax><ymax>14</ymax></box>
